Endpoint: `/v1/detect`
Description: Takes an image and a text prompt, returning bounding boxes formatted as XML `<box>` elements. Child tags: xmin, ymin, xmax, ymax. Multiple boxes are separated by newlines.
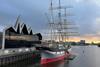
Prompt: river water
<box><xmin>3</xmin><ymin>46</ymin><xmax>100</xmax><ymax>67</ymax></box>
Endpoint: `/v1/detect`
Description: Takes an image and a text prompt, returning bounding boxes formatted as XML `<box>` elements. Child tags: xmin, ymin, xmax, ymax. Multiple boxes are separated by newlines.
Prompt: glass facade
<box><xmin>4</xmin><ymin>30</ymin><xmax>40</xmax><ymax>48</ymax></box>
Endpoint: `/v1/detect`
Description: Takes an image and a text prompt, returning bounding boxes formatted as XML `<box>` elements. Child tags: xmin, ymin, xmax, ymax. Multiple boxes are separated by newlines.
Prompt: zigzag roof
<box><xmin>6</xmin><ymin>16</ymin><xmax>33</xmax><ymax>35</ymax></box>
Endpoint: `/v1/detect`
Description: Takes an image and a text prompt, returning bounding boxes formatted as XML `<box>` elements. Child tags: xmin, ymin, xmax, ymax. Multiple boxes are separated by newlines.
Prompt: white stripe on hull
<box><xmin>41</xmin><ymin>50</ymin><xmax>65</xmax><ymax>59</ymax></box>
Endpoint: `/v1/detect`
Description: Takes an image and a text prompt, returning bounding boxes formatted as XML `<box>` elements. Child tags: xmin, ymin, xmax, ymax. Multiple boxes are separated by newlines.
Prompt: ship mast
<box><xmin>47</xmin><ymin>0</ymin><xmax>78</xmax><ymax>45</ymax></box>
<box><xmin>49</xmin><ymin>0</ymin><xmax>63</xmax><ymax>43</ymax></box>
<box><xmin>58</xmin><ymin>0</ymin><xmax>62</xmax><ymax>42</ymax></box>
<box><xmin>49</xmin><ymin>0</ymin><xmax>54</xmax><ymax>45</ymax></box>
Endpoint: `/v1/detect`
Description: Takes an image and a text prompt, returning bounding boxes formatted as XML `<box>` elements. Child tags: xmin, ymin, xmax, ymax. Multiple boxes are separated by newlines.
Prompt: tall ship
<box><xmin>0</xmin><ymin>16</ymin><xmax>42</xmax><ymax>64</ymax></box>
<box><xmin>36</xmin><ymin>0</ymin><xmax>77</xmax><ymax>64</ymax></box>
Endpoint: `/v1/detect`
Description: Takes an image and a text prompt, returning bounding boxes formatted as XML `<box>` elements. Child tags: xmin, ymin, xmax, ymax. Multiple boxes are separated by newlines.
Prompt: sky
<box><xmin>0</xmin><ymin>0</ymin><xmax>100</xmax><ymax>43</ymax></box>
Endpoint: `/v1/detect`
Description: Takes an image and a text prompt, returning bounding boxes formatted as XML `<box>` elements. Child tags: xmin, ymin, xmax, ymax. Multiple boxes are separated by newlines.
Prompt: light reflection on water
<box><xmin>2</xmin><ymin>46</ymin><xmax>100</xmax><ymax>67</ymax></box>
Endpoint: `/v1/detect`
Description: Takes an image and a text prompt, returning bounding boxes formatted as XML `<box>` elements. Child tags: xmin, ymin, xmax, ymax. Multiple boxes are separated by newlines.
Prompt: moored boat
<box><xmin>40</xmin><ymin>45</ymin><xmax>71</xmax><ymax>64</ymax></box>
<box><xmin>36</xmin><ymin>43</ymin><xmax>71</xmax><ymax>64</ymax></box>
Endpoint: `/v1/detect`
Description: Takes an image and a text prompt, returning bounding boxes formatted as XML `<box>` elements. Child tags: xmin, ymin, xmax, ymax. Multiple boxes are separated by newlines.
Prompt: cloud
<box><xmin>75</xmin><ymin>0</ymin><xmax>83</xmax><ymax>3</ymax></box>
<box><xmin>67</xmin><ymin>33</ymin><xmax>100</xmax><ymax>43</ymax></box>
<box><xmin>92</xmin><ymin>17</ymin><xmax>100</xmax><ymax>34</ymax></box>
<box><xmin>0</xmin><ymin>0</ymin><xmax>100</xmax><ymax>43</ymax></box>
<box><xmin>92</xmin><ymin>0</ymin><xmax>100</xmax><ymax>6</ymax></box>
<box><xmin>0</xmin><ymin>25</ymin><xmax>6</xmax><ymax>32</ymax></box>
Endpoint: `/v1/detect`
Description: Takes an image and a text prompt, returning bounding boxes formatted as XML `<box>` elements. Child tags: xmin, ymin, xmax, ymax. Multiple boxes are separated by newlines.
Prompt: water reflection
<box><xmin>41</xmin><ymin>46</ymin><xmax>100</xmax><ymax>67</ymax></box>
<box><xmin>41</xmin><ymin>60</ymin><xmax>70</xmax><ymax>67</ymax></box>
<box><xmin>1</xmin><ymin>58</ymin><xmax>40</xmax><ymax>67</ymax></box>
<box><xmin>1</xmin><ymin>59</ymin><xmax>70</xmax><ymax>67</ymax></box>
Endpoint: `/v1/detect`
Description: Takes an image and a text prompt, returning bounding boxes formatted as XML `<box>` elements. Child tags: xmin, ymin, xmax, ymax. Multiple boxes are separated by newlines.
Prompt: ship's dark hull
<box><xmin>32</xmin><ymin>50</ymin><xmax>41</xmax><ymax>64</ymax></box>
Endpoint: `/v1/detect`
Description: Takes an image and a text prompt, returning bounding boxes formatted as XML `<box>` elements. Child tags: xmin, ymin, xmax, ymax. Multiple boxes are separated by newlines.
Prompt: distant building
<box><xmin>80</xmin><ymin>40</ymin><xmax>85</xmax><ymax>45</ymax></box>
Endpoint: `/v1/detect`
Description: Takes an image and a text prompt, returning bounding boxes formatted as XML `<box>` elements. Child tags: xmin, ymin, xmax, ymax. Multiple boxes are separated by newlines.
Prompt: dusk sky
<box><xmin>0</xmin><ymin>0</ymin><xmax>100</xmax><ymax>43</ymax></box>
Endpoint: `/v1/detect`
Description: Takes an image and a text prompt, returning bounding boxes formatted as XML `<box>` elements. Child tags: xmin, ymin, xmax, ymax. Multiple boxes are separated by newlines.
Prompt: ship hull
<box><xmin>41</xmin><ymin>50</ymin><xmax>70</xmax><ymax>64</ymax></box>
<box><xmin>32</xmin><ymin>50</ymin><xmax>41</xmax><ymax>64</ymax></box>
